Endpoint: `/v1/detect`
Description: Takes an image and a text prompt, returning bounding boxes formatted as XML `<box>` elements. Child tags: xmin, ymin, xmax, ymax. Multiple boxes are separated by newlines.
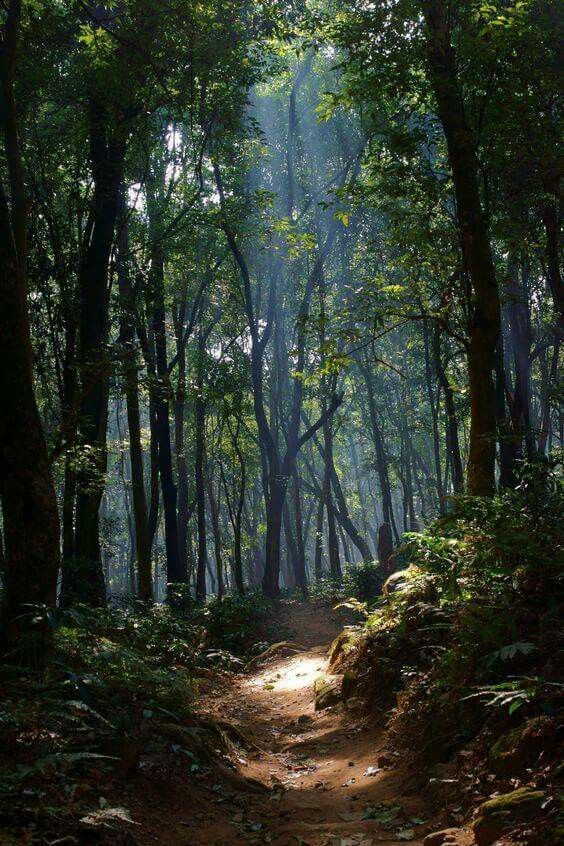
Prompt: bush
<box><xmin>343</xmin><ymin>560</ymin><xmax>383</xmax><ymax>602</ymax></box>
<box><xmin>338</xmin><ymin>459</ymin><xmax>564</xmax><ymax>765</ymax></box>
<box><xmin>194</xmin><ymin>591</ymin><xmax>275</xmax><ymax>655</ymax></box>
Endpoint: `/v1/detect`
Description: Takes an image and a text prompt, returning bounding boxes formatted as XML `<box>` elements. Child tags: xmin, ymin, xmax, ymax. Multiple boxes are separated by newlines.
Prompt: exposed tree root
<box><xmin>152</xmin><ymin>721</ymin><xmax>269</xmax><ymax>794</ymax></box>
<box><xmin>244</xmin><ymin>640</ymin><xmax>304</xmax><ymax>672</ymax></box>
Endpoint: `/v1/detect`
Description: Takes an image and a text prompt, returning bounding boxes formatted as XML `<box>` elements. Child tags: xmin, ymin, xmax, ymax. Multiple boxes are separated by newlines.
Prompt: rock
<box><xmin>314</xmin><ymin>674</ymin><xmax>343</xmax><ymax>710</ymax></box>
<box><xmin>423</xmin><ymin>829</ymin><xmax>460</xmax><ymax>846</ymax></box>
<box><xmin>328</xmin><ymin>630</ymin><xmax>356</xmax><ymax>671</ymax></box>
<box><xmin>382</xmin><ymin>567</ymin><xmax>438</xmax><ymax>603</ymax></box>
<box><xmin>488</xmin><ymin>716</ymin><xmax>556</xmax><ymax>776</ymax></box>
<box><xmin>472</xmin><ymin>788</ymin><xmax>549</xmax><ymax>846</ymax></box>
<box><xmin>344</xmin><ymin>696</ymin><xmax>363</xmax><ymax>712</ymax></box>
<box><xmin>377</xmin><ymin>752</ymin><xmax>395</xmax><ymax>768</ymax></box>
<box><xmin>382</xmin><ymin>569</ymin><xmax>411</xmax><ymax>596</ymax></box>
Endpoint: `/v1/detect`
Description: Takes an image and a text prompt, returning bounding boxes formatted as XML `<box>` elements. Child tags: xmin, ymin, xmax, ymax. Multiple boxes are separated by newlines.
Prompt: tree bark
<box><xmin>148</xmin><ymin>210</ymin><xmax>182</xmax><ymax>588</ymax></box>
<box><xmin>0</xmin><ymin>0</ymin><xmax>60</xmax><ymax>654</ymax></box>
<box><xmin>68</xmin><ymin>98</ymin><xmax>125</xmax><ymax>606</ymax></box>
<box><xmin>421</xmin><ymin>0</ymin><xmax>501</xmax><ymax>495</ymax></box>
<box><xmin>432</xmin><ymin>327</ymin><xmax>464</xmax><ymax>492</ymax></box>
<box><xmin>117</xmin><ymin>197</ymin><xmax>152</xmax><ymax>603</ymax></box>
<box><xmin>359</xmin><ymin>364</ymin><xmax>399</xmax><ymax>539</ymax></box>
<box><xmin>195</xmin><ymin>331</ymin><xmax>207</xmax><ymax>600</ymax></box>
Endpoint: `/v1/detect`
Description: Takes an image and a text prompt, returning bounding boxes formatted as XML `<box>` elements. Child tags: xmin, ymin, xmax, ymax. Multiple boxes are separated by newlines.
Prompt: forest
<box><xmin>0</xmin><ymin>0</ymin><xmax>562</xmax><ymax>844</ymax></box>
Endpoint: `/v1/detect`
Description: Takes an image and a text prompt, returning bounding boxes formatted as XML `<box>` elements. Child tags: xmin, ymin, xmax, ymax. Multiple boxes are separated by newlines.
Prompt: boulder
<box><xmin>472</xmin><ymin>787</ymin><xmax>548</xmax><ymax>845</ymax></box>
<box><xmin>314</xmin><ymin>674</ymin><xmax>343</xmax><ymax>710</ymax></box>
<box><xmin>488</xmin><ymin>716</ymin><xmax>556</xmax><ymax>776</ymax></box>
<box><xmin>382</xmin><ymin>566</ymin><xmax>438</xmax><ymax>603</ymax></box>
<box><xmin>328</xmin><ymin>630</ymin><xmax>356</xmax><ymax>671</ymax></box>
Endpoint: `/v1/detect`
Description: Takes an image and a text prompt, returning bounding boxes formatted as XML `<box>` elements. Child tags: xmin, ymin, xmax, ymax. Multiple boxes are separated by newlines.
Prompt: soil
<box><xmin>119</xmin><ymin>602</ymin><xmax>473</xmax><ymax>846</ymax></box>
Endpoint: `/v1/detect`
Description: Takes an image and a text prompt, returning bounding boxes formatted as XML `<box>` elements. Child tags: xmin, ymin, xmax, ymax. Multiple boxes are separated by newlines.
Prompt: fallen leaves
<box><xmin>79</xmin><ymin>806</ymin><xmax>136</xmax><ymax>828</ymax></box>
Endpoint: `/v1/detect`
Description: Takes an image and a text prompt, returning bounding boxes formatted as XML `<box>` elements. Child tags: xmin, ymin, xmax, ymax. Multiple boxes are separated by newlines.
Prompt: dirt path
<box><xmin>127</xmin><ymin>603</ymin><xmax>464</xmax><ymax>846</ymax></box>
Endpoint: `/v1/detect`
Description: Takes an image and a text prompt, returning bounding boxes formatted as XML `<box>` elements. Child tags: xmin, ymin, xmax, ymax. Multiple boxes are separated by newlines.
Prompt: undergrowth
<box><xmin>333</xmin><ymin>458</ymin><xmax>563</xmax><ymax>836</ymax></box>
<box><xmin>0</xmin><ymin>591</ymin><xmax>275</xmax><ymax>842</ymax></box>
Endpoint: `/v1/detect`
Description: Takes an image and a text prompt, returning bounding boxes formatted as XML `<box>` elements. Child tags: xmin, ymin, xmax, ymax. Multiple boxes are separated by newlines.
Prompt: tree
<box><xmin>0</xmin><ymin>0</ymin><xmax>60</xmax><ymax>654</ymax></box>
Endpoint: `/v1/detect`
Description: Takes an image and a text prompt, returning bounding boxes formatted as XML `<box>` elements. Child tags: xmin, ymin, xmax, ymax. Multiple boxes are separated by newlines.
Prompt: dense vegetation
<box><xmin>0</xmin><ymin>0</ymin><xmax>561</xmax><ymax>843</ymax></box>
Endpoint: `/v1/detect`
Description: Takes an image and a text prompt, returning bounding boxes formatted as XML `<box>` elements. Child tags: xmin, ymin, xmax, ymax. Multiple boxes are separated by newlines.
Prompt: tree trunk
<box><xmin>0</xmin><ymin>0</ymin><xmax>60</xmax><ymax>655</ymax></box>
<box><xmin>505</xmin><ymin>258</ymin><xmax>535</xmax><ymax>457</ymax></box>
<box><xmin>262</xmin><ymin>475</ymin><xmax>286</xmax><ymax>598</ymax></box>
<box><xmin>422</xmin><ymin>317</ymin><xmax>444</xmax><ymax>509</ymax></box>
<box><xmin>377</xmin><ymin>522</ymin><xmax>394</xmax><ymax>580</ymax></box>
<box><xmin>68</xmin><ymin>99</ymin><xmax>125</xmax><ymax>606</ymax></box>
<box><xmin>149</xmin><ymin>236</ymin><xmax>182</xmax><ymax>588</ymax></box>
<box><xmin>360</xmin><ymin>365</ymin><xmax>399</xmax><ymax>539</ymax></box>
<box><xmin>174</xmin><ymin>305</ymin><xmax>190</xmax><ymax>583</ymax></box>
<box><xmin>314</xmin><ymin>485</ymin><xmax>325</xmax><ymax>581</ymax></box>
<box><xmin>207</xmin><ymin>472</ymin><xmax>224</xmax><ymax>600</ymax></box>
<box><xmin>541</xmin><ymin>200</ymin><xmax>563</xmax><ymax>334</ymax></box>
<box><xmin>421</xmin><ymin>0</ymin><xmax>501</xmax><ymax>495</ymax></box>
<box><xmin>195</xmin><ymin>334</ymin><xmax>207</xmax><ymax>600</ymax></box>
<box><xmin>495</xmin><ymin>337</ymin><xmax>518</xmax><ymax>489</ymax></box>
<box><xmin>291</xmin><ymin>468</ymin><xmax>308</xmax><ymax>598</ymax></box>
<box><xmin>117</xmin><ymin>198</ymin><xmax>152</xmax><ymax>603</ymax></box>
<box><xmin>433</xmin><ymin>327</ymin><xmax>464</xmax><ymax>492</ymax></box>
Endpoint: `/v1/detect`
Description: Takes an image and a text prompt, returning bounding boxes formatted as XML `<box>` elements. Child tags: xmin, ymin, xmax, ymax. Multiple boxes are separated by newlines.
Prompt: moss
<box><xmin>328</xmin><ymin>630</ymin><xmax>356</xmax><ymax>671</ymax></box>
<box><xmin>314</xmin><ymin>674</ymin><xmax>343</xmax><ymax>710</ymax></box>
<box><xmin>488</xmin><ymin>717</ymin><xmax>557</xmax><ymax>776</ymax></box>
<box><xmin>472</xmin><ymin>788</ymin><xmax>549</xmax><ymax>846</ymax></box>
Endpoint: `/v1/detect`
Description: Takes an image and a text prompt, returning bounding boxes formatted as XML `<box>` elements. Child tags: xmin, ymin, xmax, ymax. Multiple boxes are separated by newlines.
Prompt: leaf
<box><xmin>80</xmin><ymin>807</ymin><xmax>137</xmax><ymax>828</ymax></box>
<box><xmin>363</xmin><ymin>766</ymin><xmax>380</xmax><ymax>777</ymax></box>
<box><xmin>395</xmin><ymin>829</ymin><xmax>416</xmax><ymax>841</ymax></box>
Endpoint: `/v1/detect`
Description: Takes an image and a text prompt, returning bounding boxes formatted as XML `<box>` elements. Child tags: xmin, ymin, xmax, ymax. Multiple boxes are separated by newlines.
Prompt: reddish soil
<box><xmin>121</xmin><ymin>602</ymin><xmax>472</xmax><ymax>846</ymax></box>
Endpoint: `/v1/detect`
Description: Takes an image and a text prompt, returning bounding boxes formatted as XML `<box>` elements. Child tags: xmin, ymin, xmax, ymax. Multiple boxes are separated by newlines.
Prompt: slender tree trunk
<box><xmin>505</xmin><ymin>258</ymin><xmax>535</xmax><ymax>457</ymax></box>
<box><xmin>422</xmin><ymin>317</ymin><xmax>444</xmax><ymax>509</ymax></box>
<box><xmin>147</xmin><ymin>392</ymin><xmax>160</xmax><ymax>550</ymax></box>
<box><xmin>263</xmin><ymin>474</ymin><xmax>286</xmax><ymax>597</ymax></box>
<box><xmin>149</xmin><ymin>234</ymin><xmax>182</xmax><ymax>587</ymax></box>
<box><xmin>207</xmin><ymin>471</ymin><xmax>224</xmax><ymax>600</ymax></box>
<box><xmin>68</xmin><ymin>99</ymin><xmax>126</xmax><ymax>606</ymax></box>
<box><xmin>314</xmin><ymin>485</ymin><xmax>325</xmax><ymax>581</ymax></box>
<box><xmin>377</xmin><ymin>523</ymin><xmax>394</xmax><ymax>579</ymax></box>
<box><xmin>541</xmin><ymin>200</ymin><xmax>563</xmax><ymax>334</ymax></box>
<box><xmin>538</xmin><ymin>341</ymin><xmax>560</xmax><ymax>454</ymax></box>
<box><xmin>174</xmin><ymin>310</ymin><xmax>189</xmax><ymax>583</ymax></box>
<box><xmin>58</xmin><ymin>283</ymin><xmax>79</xmax><ymax>588</ymax></box>
<box><xmin>422</xmin><ymin>0</ymin><xmax>501</xmax><ymax>495</ymax></box>
<box><xmin>495</xmin><ymin>337</ymin><xmax>518</xmax><ymax>489</ymax></box>
<box><xmin>117</xmin><ymin>198</ymin><xmax>152</xmax><ymax>603</ymax></box>
<box><xmin>360</xmin><ymin>365</ymin><xmax>399</xmax><ymax>540</ymax></box>
<box><xmin>433</xmin><ymin>328</ymin><xmax>464</xmax><ymax>492</ymax></box>
<box><xmin>322</xmin><ymin>419</ymin><xmax>342</xmax><ymax>580</ymax></box>
<box><xmin>195</xmin><ymin>334</ymin><xmax>207</xmax><ymax>600</ymax></box>
<box><xmin>291</xmin><ymin>468</ymin><xmax>308</xmax><ymax>598</ymax></box>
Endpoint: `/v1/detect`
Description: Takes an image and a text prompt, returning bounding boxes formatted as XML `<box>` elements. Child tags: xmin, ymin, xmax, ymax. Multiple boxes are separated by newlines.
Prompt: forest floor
<box><xmin>118</xmin><ymin>602</ymin><xmax>472</xmax><ymax>846</ymax></box>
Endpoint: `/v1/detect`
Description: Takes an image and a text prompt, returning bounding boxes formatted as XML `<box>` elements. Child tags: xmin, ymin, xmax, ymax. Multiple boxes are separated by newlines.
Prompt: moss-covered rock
<box><xmin>472</xmin><ymin>787</ymin><xmax>549</xmax><ymax>845</ymax></box>
<box><xmin>328</xmin><ymin>630</ymin><xmax>356</xmax><ymax>672</ymax></box>
<box><xmin>488</xmin><ymin>716</ymin><xmax>556</xmax><ymax>776</ymax></box>
<box><xmin>382</xmin><ymin>566</ymin><xmax>438</xmax><ymax>603</ymax></box>
<box><xmin>314</xmin><ymin>674</ymin><xmax>343</xmax><ymax>710</ymax></box>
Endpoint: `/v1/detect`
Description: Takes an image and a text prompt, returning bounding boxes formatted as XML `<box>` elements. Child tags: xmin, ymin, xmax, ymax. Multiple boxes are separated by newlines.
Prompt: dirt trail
<box><xmin>128</xmin><ymin>603</ymin><xmax>468</xmax><ymax>846</ymax></box>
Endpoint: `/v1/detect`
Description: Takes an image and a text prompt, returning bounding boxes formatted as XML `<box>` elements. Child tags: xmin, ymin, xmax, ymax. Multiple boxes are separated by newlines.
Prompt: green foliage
<box><xmin>343</xmin><ymin>560</ymin><xmax>383</xmax><ymax>603</ymax></box>
<box><xmin>195</xmin><ymin>591</ymin><xmax>275</xmax><ymax>655</ymax></box>
<box><xmin>341</xmin><ymin>463</ymin><xmax>563</xmax><ymax>763</ymax></box>
<box><xmin>307</xmin><ymin>561</ymin><xmax>382</xmax><ymax>605</ymax></box>
<box><xmin>403</xmin><ymin>458</ymin><xmax>563</xmax><ymax>603</ymax></box>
